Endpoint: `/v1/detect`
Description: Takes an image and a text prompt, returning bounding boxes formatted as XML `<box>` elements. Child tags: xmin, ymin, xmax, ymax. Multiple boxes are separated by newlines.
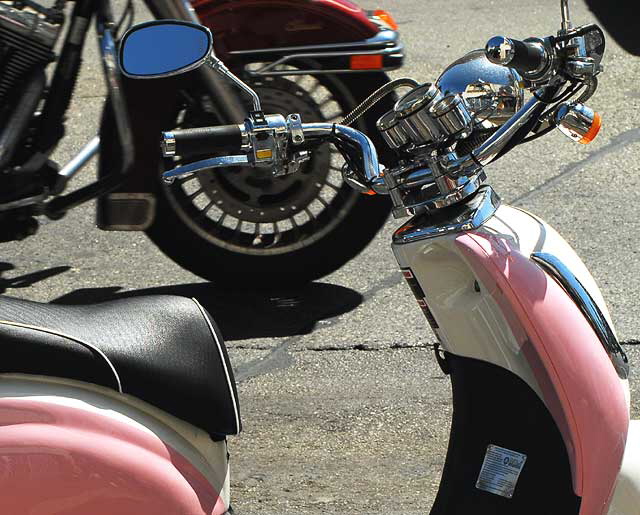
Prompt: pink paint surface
<box><xmin>456</xmin><ymin>231</ymin><xmax>628</xmax><ymax>515</ymax></box>
<box><xmin>0</xmin><ymin>398</ymin><xmax>228</xmax><ymax>515</ymax></box>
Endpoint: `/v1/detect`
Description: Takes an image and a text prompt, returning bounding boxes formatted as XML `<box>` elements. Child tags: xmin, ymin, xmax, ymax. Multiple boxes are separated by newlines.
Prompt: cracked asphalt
<box><xmin>1</xmin><ymin>0</ymin><xmax>640</xmax><ymax>513</ymax></box>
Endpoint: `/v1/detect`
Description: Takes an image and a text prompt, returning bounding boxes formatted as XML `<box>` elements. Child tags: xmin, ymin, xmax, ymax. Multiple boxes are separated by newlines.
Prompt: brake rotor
<box><xmin>197</xmin><ymin>78</ymin><xmax>331</xmax><ymax>223</ymax></box>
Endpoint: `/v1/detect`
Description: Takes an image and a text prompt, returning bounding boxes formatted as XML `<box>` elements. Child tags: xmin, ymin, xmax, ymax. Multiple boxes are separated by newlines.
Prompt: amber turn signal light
<box><xmin>555</xmin><ymin>103</ymin><xmax>602</xmax><ymax>144</ymax></box>
<box><xmin>371</xmin><ymin>9</ymin><xmax>399</xmax><ymax>30</ymax></box>
<box><xmin>578</xmin><ymin>112</ymin><xmax>602</xmax><ymax>144</ymax></box>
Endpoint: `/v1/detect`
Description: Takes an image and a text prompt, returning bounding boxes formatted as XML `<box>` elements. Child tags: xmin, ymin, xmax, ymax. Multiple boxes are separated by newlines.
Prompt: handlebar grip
<box><xmin>485</xmin><ymin>36</ymin><xmax>548</xmax><ymax>75</ymax></box>
<box><xmin>162</xmin><ymin>125</ymin><xmax>243</xmax><ymax>158</ymax></box>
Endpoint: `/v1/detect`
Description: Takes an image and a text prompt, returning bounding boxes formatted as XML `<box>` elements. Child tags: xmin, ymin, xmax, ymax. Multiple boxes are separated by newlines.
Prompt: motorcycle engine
<box><xmin>0</xmin><ymin>2</ymin><xmax>61</xmax><ymax>108</ymax></box>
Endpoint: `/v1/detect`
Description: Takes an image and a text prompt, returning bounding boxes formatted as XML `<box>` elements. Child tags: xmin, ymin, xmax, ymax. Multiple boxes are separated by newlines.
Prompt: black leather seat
<box><xmin>0</xmin><ymin>295</ymin><xmax>241</xmax><ymax>438</ymax></box>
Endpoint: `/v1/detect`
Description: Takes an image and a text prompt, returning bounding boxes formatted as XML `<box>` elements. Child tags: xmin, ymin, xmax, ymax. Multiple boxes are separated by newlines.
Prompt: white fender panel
<box><xmin>608</xmin><ymin>420</ymin><xmax>640</xmax><ymax>515</ymax></box>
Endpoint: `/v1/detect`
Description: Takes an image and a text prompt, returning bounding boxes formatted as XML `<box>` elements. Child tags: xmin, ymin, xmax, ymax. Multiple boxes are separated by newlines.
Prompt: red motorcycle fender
<box><xmin>192</xmin><ymin>0</ymin><xmax>380</xmax><ymax>60</ymax></box>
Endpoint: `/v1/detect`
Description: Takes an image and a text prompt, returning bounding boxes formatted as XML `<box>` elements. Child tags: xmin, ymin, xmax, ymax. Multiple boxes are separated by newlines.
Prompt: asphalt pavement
<box><xmin>2</xmin><ymin>0</ymin><xmax>640</xmax><ymax>513</ymax></box>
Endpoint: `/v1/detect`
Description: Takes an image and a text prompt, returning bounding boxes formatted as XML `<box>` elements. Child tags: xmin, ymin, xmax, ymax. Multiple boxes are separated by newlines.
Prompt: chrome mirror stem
<box><xmin>206</xmin><ymin>55</ymin><xmax>262</xmax><ymax>112</ymax></box>
<box><xmin>560</xmin><ymin>0</ymin><xmax>572</xmax><ymax>32</ymax></box>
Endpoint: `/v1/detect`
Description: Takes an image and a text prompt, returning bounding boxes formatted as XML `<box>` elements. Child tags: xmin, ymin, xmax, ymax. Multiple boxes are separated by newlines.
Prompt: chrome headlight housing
<box><xmin>436</xmin><ymin>49</ymin><xmax>524</xmax><ymax>128</ymax></box>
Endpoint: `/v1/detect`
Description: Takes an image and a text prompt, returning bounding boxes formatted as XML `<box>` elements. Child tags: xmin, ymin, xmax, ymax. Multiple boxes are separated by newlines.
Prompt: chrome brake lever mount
<box><xmin>163</xmin><ymin>112</ymin><xmax>310</xmax><ymax>183</ymax></box>
<box><xmin>242</xmin><ymin>112</ymin><xmax>310</xmax><ymax>176</ymax></box>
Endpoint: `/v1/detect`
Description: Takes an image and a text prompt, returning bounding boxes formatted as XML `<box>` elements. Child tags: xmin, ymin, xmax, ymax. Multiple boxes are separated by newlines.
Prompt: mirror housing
<box><xmin>119</xmin><ymin>20</ymin><xmax>213</xmax><ymax>79</ymax></box>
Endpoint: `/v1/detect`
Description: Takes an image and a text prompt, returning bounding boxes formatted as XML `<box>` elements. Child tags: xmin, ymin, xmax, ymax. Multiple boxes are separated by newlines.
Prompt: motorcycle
<box><xmin>1</xmin><ymin>1</ymin><xmax>638</xmax><ymax>514</ymax></box>
<box><xmin>0</xmin><ymin>0</ymin><xmax>403</xmax><ymax>286</ymax></box>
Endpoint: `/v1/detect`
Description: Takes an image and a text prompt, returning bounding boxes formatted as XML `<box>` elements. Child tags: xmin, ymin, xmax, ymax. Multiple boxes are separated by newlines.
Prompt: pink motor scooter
<box><xmin>1</xmin><ymin>1</ymin><xmax>639</xmax><ymax>513</ymax></box>
<box><xmin>0</xmin><ymin>296</ymin><xmax>239</xmax><ymax>514</ymax></box>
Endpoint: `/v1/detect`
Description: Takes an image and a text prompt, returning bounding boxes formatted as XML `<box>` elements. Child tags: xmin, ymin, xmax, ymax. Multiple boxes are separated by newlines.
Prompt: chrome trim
<box><xmin>560</xmin><ymin>0</ymin><xmax>573</xmax><ymax>32</ymax></box>
<box><xmin>242</xmin><ymin>65</ymin><xmax>401</xmax><ymax>77</ymax></box>
<box><xmin>301</xmin><ymin>123</ymin><xmax>381</xmax><ymax>184</ymax></box>
<box><xmin>243</xmin><ymin>43</ymin><xmax>403</xmax><ymax>78</ymax></box>
<box><xmin>161</xmin><ymin>132</ymin><xmax>177</xmax><ymax>157</ymax></box>
<box><xmin>485</xmin><ymin>36</ymin><xmax>516</xmax><ymax>65</ymax></box>
<box><xmin>59</xmin><ymin>136</ymin><xmax>100</xmax><ymax>179</ymax></box>
<box><xmin>208</xmin><ymin>57</ymin><xmax>262</xmax><ymax>112</ymax></box>
<box><xmin>436</xmin><ymin>50</ymin><xmax>524</xmax><ymax>129</ymax></box>
<box><xmin>377</xmin><ymin>110</ymin><xmax>410</xmax><ymax>149</ymax></box>
<box><xmin>287</xmin><ymin>114</ymin><xmax>304</xmax><ymax>145</ymax></box>
<box><xmin>531</xmin><ymin>252</ymin><xmax>629</xmax><ymax>380</ymax></box>
<box><xmin>392</xmin><ymin>185</ymin><xmax>500</xmax><ymax>243</ymax></box>
<box><xmin>554</xmin><ymin>102</ymin><xmax>597</xmax><ymax>142</ymax></box>
<box><xmin>390</xmin><ymin>170</ymin><xmax>487</xmax><ymax>218</ymax></box>
<box><xmin>471</xmin><ymin>93</ymin><xmax>544</xmax><ymax>167</ymax></box>
<box><xmin>163</xmin><ymin>155</ymin><xmax>250</xmax><ymax>183</ymax></box>
<box><xmin>229</xmin><ymin>29</ymin><xmax>400</xmax><ymax>56</ymax></box>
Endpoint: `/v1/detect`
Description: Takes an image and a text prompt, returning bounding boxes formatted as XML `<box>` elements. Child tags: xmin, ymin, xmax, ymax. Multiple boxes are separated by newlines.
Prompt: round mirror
<box><xmin>119</xmin><ymin>21</ymin><xmax>212</xmax><ymax>78</ymax></box>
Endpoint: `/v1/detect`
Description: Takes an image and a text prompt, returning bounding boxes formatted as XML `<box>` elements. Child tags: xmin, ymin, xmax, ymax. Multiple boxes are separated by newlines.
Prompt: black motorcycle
<box><xmin>0</xmin><ymin>0</ymin><xmax>403</xmax><ymax>286</ymax></box>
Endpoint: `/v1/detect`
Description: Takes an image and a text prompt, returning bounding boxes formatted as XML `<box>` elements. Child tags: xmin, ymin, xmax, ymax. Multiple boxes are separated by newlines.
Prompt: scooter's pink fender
<box><xmin>393</xmin><ymin>202</ymin><xmax>630</xmax><ymax>515</ymax></box>
<box><xmin>454</xmin><ymin>209</ymin><xmax>628</xmax><ymax>515</ymax></box>
<box><xmin>0</xmin><ymin>395</ymin><xmax>228</xmax><ymax>514</ymax></box>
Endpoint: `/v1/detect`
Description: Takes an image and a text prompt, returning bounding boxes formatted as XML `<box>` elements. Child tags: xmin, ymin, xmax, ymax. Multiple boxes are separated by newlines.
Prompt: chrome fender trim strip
<box><xmin>531</xmin><ymin>252</ymin><xmax>629</xmax><ymax>379</ymax></box>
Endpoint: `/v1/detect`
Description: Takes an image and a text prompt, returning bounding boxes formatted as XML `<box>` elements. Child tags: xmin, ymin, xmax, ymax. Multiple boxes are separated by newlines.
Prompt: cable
<box><xmin>340</xmin><ymin>78</ymin><xmax>419</xmax><ymax>126</ymax></box>
<box><xmin>520</xmin><ymin>81</ymin><xmax>586</xmax><ymax>144</ymax></box>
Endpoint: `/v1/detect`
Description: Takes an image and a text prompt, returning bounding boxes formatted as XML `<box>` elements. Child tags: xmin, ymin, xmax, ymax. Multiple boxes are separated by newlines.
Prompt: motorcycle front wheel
<box><xmin>147</xmin><ymin>72</ymin><xmax>395</xmax><ymax>287</ymax></box>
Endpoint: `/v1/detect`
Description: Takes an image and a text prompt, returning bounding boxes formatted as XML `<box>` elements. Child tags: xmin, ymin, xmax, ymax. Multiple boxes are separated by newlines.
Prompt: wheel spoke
<box><xmin>304</xmin><ymin>207</ymin><xmax>317</xmax><ymax>227</ymax></box>
<box><xmin>308</xmin><ymin>80</ymin><xmax>322</xmax><ymax>96</ymax></box>
<box><xmin>216</xmin><ymin>212</ymin><xmax>227</xmax><ymax>226</ymax></box>
<box><xmin>318</xmin><ymin>97</ymin><xmax>334</xmax><ymax>108</ymax></box>
<box><xmin>197</xmin><ymin>200</ymin><xmax>215</xmax><ymax>219</ymax></box>
<box><xmin>177</xmin><ymin>174</ymin><xmax>198</xmax><ymax>185</ymax></box>
<box><xmin>188</xmin><ymin>188</ymin><xmax>204</xmax><ymax>201</ymax></box>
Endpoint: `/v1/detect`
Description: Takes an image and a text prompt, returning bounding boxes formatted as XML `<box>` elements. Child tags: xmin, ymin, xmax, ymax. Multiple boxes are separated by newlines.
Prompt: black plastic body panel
<box><xmin>430</xmin><ymin>353</ymin><xmax>581</xmax><ymax>515</ymax></box>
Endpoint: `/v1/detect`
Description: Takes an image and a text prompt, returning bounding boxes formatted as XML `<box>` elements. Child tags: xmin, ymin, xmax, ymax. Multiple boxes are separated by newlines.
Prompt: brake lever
<box><xmin>163</xmin><ymin>155</ymin><xmax>249</xmax><ymax>184</ymax></box>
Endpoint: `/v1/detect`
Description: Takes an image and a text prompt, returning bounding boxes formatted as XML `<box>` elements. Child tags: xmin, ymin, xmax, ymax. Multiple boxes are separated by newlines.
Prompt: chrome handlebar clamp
<box><xmin>374</xmin><ymin>81</ymin><xmax>485</xmax><ymax>218</ymax></box>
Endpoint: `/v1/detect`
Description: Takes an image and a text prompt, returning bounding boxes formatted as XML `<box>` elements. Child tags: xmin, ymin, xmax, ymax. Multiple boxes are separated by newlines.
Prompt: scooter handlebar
<box><xmin>161</xmin><ymin>125</ymin><xmax>244</xmax><ymax>159</ymax></box>
<box><xmin>485</xmin><ymin>35</ymin><xmax>549</xmax><ymax>75</ymax></box>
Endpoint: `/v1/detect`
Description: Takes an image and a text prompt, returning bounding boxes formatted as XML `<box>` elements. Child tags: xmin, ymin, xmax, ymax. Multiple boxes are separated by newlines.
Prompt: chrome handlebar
<box><xmin>163</xmin><ymin>6</ymin><xmax>603</xmax><ymax>218</ymax></box>
<box><xmin>162</xmin><ymin>121</ymin><xmax>382</xmax><ymax>187</ymax></box>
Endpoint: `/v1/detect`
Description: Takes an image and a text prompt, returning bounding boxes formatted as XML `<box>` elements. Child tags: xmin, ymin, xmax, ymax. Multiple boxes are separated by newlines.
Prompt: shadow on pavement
<box><xmin>51</xmin><ymin>282</ymin><xmax>363</xmax><ymax>341</ymax></box>
<box><xmin>0</xmin><ymin>262</ymin><xmax>71</xmax><ymax>294</ymax></box>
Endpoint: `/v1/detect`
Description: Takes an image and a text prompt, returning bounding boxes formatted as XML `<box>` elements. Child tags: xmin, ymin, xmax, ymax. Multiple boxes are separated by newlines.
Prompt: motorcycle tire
<box><xmin>146</xmin><ymin>72</ymin><xmax>396</xmax><ymax>287</ymax></box>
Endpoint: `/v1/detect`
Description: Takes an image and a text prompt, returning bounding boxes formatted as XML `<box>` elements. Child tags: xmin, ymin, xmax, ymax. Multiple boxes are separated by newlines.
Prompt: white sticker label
<box><xmin>476</xmin><ymin>444</ymin><xmax>527</xmax><ymax>498</ymax></box>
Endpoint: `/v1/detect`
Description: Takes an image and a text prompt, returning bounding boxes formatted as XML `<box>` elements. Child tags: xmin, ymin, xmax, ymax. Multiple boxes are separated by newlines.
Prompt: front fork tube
<box><xmin>143</xmin><ymin>0</ymin><xmax>246</xmax><ymax>123</ymax></box>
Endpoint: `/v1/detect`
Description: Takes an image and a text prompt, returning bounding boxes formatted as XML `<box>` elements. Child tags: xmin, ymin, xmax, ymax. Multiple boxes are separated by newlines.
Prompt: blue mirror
<box><xmin>119</xmin><ymin>21</ymin><xmax>213</xmax><ymax>78</ymax></box>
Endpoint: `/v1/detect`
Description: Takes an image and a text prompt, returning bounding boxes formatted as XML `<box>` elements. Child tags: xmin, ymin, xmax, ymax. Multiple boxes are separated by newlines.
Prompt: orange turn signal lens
<box><xmin>555</xmin><ymin>103</ymin><xmax>602</xmax><ymax>145</ymax></box>
<box><xmin>372</xmin><ymin>9</ymin><xmax>398</xmax><ymax>30</ymax></box>
<box><xmin>350</xmin><ymin>54</ymin><xmax>383</xmax><ymax>70</ymax></box>
<box><xmin>579</xmin><ymin>111</ymin><xmax>602</xmax><ymax>144</ymax></box>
